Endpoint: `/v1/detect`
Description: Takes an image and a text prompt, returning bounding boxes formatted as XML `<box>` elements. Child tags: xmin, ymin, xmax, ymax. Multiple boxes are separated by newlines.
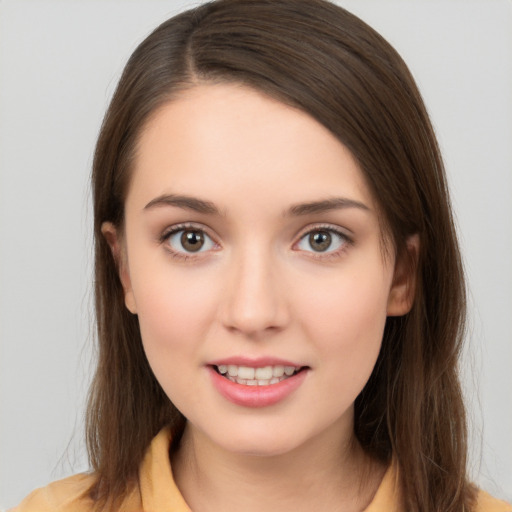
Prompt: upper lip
<box><xmin>208</xmin><ymin>356</ymin><xmax>306</xmax><ymax>368</ymax></box>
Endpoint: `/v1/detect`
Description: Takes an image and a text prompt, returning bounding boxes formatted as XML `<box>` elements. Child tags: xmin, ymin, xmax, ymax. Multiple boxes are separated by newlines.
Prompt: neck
<box><xmin>171</xmin><ymin>418</ymin><xmax>386</xmax><ymax>512</ymax></box>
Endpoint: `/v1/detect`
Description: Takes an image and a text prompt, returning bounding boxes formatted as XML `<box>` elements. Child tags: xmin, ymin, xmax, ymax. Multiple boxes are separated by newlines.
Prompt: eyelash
<box><xmin>159</xmin><ymin>223</ymin><xmax>353</xmax><ymax>261</ymax></box>
<box><xmin>159</xmin><ymin>223</ymin><xmax>218</xmax><ymax>261</ymax></box>
<box><xmin>294</xmin><ymin>224</ymin><xmax>353</xmax><ymax>261</ymax></box>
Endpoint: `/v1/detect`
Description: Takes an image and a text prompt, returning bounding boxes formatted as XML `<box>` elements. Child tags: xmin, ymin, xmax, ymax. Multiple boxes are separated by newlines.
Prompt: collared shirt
<box><xmin>13</xmin><ymin>427</ymin><xmax>512</xmax><ymax>511</ymax></box>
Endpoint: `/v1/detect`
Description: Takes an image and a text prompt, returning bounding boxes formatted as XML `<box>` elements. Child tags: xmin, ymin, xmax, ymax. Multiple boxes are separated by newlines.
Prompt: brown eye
<box><xmin>308</xmin><ymin>231</ymin><xmax>332</xmax><ymax>252</ymax></box>
<box><xmin>165</xmin><ymin>227</ymin><xmax>215</xmax><ymax>255</ymax></box>
<box><xmin>296</xmin><ymin>227</ymin><xmax>349</xmax><ymax>255</ymax></box>
<box><xmin>181</xmin><ymin>230</ymin><xmax>205</xmax><ymax>252</ymax></box>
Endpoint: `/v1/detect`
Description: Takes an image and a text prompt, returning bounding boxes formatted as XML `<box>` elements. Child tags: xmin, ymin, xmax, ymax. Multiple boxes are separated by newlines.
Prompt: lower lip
<box><xmin>208</xmin><ymin>367</ymin><xmax>308</xmax><ymax>408</ymax></box>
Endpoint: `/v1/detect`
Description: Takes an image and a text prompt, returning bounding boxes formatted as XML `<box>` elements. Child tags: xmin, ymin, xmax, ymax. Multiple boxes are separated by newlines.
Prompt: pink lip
<box><xmin>208</xmin><ymin>365</ymin><xmax>309</xmax><ymax>408</ymax></box>
<box><xmin>208</xmin><ymin>356</ymin><xmax>302</xmax><ymax>368</ymax></box>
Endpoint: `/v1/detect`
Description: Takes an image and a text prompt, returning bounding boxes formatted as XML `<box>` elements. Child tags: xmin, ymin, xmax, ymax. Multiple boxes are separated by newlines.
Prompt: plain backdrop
<box><xmin>1</xmin><ymin>0</ymin><xmax>511</xmax><ymax>509</ymax></box>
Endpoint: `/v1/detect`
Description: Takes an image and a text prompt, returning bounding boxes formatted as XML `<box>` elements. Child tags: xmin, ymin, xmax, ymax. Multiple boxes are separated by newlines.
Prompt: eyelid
<box><xmin>158</xmin><ymin>221</ymin><xmax>353</xmax><ymax>261</ymax></box>
<box><xmin>159</xmin><ymin>221</ymin><xmax>214</xmax><ymax>239</ymax></box>
<box><xmin>293</xmin><ymin>223</ymin><xmax>353</xmax><ymax>257</ymax></box>
<box><xmin>159</xmin><ymin>222</ymin><xmax>220</xmax><ymax>258</ymax></box>
<box><xmin>294</xmin><ymin>223</ymin><xmax>353</xmax><ymax>241</ymax></box>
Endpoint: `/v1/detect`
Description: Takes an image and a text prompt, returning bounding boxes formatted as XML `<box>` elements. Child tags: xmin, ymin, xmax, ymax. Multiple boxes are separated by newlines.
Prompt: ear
<box><xmin>387</xmin><ymin>234</ymin><xmax>420</xmax><ymax>317</ymax></box>
<box><xmin>101</xmin><ymin>222</ymin><xmax>137</xmax><ymax>314</ymax></box>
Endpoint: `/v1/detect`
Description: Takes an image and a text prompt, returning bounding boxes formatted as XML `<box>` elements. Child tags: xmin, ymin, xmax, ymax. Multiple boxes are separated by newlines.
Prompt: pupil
<box><xmin>310</xmin><ymin>231</ymin><xmax>331</xmax><ymax>252</ymax></box>
<box><xmin>181</xmin><ymin>230</ymin><xmax>204</xmax><ymax>252</ymax></box>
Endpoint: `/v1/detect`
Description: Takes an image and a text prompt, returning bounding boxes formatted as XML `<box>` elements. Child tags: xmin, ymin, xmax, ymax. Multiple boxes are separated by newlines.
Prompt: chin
<box><xmin>201</xmin><ymin>420</ymin><xmax>316</xmax><ymax>458</ymax></box>
<box><xmin>223</xmin><ymin>436</ymin><xmax>300</xmax><ymax>457</ymax></box>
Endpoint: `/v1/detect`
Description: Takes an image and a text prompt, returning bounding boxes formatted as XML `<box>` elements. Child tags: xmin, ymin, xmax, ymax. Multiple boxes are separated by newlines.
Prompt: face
<box><xmin>104</xmin><ymin>83</ymin><xmax>415</xmax><ymax>457</ymax></box>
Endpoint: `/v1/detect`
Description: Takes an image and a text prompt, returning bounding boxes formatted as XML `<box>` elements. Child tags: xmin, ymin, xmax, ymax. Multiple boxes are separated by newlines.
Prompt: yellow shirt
<box><xmin>13</xmin><ymin>428</ymin><xmax>512</xmax><ymax>512</ymax></box>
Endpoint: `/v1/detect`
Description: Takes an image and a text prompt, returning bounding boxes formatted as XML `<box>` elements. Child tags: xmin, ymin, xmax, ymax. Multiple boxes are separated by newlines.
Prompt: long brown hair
<box><xmin>88</xmin><ymin>0</ymin><xmax>474</xmax><ymax>509</ymax></box>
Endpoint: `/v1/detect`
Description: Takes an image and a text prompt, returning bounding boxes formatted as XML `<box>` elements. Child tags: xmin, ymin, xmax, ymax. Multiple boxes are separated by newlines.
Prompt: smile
<box><xmin>208</xmin><ymin>362</ymin><xmax>309</xmax><ymax>407</ymax></box>
<box><xmin>215</xmin><ymin>364</ymin><xmax>301</xmax><ymax>386</ymax></box>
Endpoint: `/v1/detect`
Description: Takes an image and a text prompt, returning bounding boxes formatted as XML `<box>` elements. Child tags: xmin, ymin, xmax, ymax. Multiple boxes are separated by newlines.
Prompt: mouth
<box><xmin>212</xmin><ymin>364</ymin><xmax>306</xmax><ymax>386</ymax></box>
<box><xmin>208</xmin><ymin>361</ymin><xmax>310</xmax><ymax>407</ymax></box>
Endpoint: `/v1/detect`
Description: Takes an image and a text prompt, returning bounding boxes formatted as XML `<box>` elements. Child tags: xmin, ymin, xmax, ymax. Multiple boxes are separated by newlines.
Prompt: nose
<box><xmin>220</xmin><ymin>244</ymin><xmax>290</xmax><ymax>337</ymax></box>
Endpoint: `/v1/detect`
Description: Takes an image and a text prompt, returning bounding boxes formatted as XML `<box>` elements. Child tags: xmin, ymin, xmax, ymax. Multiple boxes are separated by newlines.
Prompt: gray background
<box><xmin>1</xmin><ymin>0</ymin><xmax>511</xmax><ymax>509</ymax></box>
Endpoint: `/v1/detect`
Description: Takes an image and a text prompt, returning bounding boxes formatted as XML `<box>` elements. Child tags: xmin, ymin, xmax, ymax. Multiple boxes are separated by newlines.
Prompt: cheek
<box><xmin>137</xmin><ymin>278</ymin><xmax>212</xmax><ymax>344</ymax></box>
<box><xmin>294</xmin><ymin>257</ymin><xmax>391</xmax><ymax>375</ymax></box>
<box><xmin>129</xmin><ymin>260</ymin><xmax>219</xmax><ymax>373</ymax></box>
<box><xmin>130</xmin><ymin>264</ymin><xmax>224</xmax><ymax>414</ymax></box>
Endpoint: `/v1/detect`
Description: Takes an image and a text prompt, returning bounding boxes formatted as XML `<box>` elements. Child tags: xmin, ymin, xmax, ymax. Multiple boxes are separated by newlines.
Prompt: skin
<box><xmin>103</xmin><ymin>83</ymin><xmax>418</xmax><ymax>512</ymax></box>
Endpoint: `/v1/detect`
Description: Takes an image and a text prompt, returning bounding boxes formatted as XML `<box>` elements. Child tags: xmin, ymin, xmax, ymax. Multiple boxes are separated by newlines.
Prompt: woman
<box><xmin>13</xmin><ymin>0</ymin><xmax>512</xmax><ymax>511</ymax></box>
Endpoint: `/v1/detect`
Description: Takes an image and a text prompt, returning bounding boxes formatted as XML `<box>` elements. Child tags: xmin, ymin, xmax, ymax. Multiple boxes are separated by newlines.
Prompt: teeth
<box><xmin>238</xmin><ymin>366</ymin><xmax>255</xmax><ymax>380</ymax></box>
<box><xmin>216</xmin><ymin>364</ymin><xmax>302</xmax><ymax>386</ymax></box>
<box><xmin>273</xmin><ymin>365</ymin><xmax>284</xmax><ymax>377</ymax></box>
<box><xmin>255</xmin><ymin>366</ymin><xmax>272</xmax><ymax>380</ymax></box>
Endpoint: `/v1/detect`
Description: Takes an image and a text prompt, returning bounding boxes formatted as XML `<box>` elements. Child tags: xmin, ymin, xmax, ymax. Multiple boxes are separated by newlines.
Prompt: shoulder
<box><xmin>11</xmin><ymin>473</ymin><xmax>96</xmax><ymax>512</ymax></box>
<box><xmin>474</xmin><ymin>489</ymin><xmax>512</xmax><ymax>512</ymax></box>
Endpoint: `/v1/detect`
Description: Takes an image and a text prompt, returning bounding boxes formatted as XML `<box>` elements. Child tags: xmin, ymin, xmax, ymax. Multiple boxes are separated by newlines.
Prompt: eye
<box><xmin>296</xmin><ymin>228</ymin><xmax>349</xmax><ymax>253</ymax></box>
<box><xmin>165</xmin><ymin>227</ymin><xmax>216</xmax><ymax>254</ymax></box>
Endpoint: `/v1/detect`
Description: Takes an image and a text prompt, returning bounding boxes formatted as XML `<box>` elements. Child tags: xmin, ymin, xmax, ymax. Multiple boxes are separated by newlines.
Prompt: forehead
<box><xmin>127</xmin><ymin>83</ymin><xmax>376</xmax><ymax>214</ymax></box>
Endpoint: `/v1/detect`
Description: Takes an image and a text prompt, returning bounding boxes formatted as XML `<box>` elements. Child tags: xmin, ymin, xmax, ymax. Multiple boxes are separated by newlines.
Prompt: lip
<box><xmin>208</xmin><ymin>364</ymin><xmax>309</xmax><ymax>408</ymax></box>
<box><xmin>208</xmin><ymin>356</ymin><xmax>303</xmax><ymax>368</ymax></box>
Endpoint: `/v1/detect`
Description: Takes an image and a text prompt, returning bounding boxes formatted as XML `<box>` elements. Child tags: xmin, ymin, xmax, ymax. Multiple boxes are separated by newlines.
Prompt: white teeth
<box><xmin>216</xmin><ymin>364</ymin><xmax>302</xmax><ymax>386</ymax></box>
<box><xmin>255</xmin><ymin>366</ymin><xmax>273</xmax><ymax>380</ymax></box>
<box><xmin>237</xmin><ymin>366</ymin><xmax>255</xmax><ymax>380</ymax></box>
<box><xmin>273</xmin><ymin>365</ymin><xmax>285</xmax><ymax>377</ymax></box>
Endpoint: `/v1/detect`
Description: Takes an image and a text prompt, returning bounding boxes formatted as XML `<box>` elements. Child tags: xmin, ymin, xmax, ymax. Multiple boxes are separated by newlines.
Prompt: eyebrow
<box><xmin>143</xmin><ymin>194</ymin><xmax>370</xmax><ymax>216</ymax></box>
<box><xmin>286</xmin><ymin>197</ymin><xmax>370</xmax><ymax>216</ymax></box>
<box><xmin>144</xmin><ymin>194</ymin><xmax>220</xmax><ymax>215</ymax></box>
